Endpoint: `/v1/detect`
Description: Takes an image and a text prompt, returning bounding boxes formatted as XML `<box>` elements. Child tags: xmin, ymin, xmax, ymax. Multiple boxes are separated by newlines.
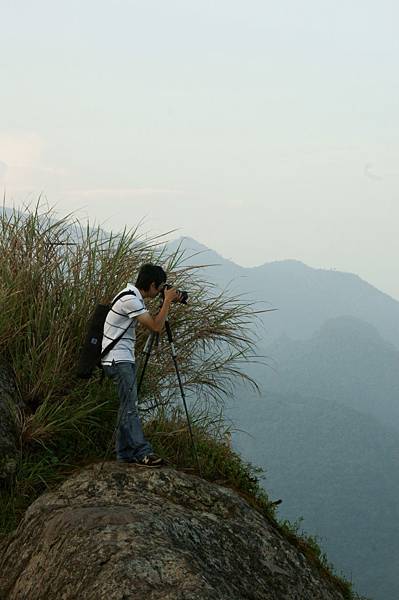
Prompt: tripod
<box><xmin>138</xmin><ymin>318</ymin><xmax>202</xmax><ymax>477</ymax></box>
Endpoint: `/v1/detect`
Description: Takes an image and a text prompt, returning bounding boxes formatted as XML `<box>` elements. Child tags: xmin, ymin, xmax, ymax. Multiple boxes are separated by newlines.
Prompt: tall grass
<box><xmin>0</xmin><ymin>202</ymin><xmax>259</xmax><ymax>446</ymax></box>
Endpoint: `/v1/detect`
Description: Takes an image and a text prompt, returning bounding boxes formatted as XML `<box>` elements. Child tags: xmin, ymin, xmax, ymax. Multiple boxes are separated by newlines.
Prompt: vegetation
<box><xmin>0</xmin><ymin>203</ymin><xmax>359</xmax><ymax>598</ymax></box>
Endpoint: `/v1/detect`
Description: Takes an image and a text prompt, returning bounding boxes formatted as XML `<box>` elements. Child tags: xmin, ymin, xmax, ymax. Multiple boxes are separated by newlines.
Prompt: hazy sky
<box><xmin>1</xmin><ymin>0</ymin><xmax>398</xmax><ymax>299</ymax></box>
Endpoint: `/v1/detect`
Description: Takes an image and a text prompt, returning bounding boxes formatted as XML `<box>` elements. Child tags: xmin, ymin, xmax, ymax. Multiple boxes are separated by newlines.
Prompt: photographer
<box><xmin>101</xmin><ymin>264</ymin><xmax>181</xmax><ymax>467</ymax></box>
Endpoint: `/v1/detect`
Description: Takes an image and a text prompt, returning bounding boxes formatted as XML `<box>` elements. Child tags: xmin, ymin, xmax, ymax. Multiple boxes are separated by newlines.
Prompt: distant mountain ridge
<box><xmin>169</xmin><ymin>235</ymin><xmax>399</xmax><ymax>599</ymax></box>
<box><xmin>252</xmin><ymin>315</ymin><xmax>399</xmax><ymax>431</ymax></box>
<box><xmin>168</xmin><ymin>236</ymin><xmax>399</xmax><ymax>350</ymax></box>
<box><xmin>228</xmin><ymin>389</ymin><xmax>399</xmax><ymax>600</ymax></box>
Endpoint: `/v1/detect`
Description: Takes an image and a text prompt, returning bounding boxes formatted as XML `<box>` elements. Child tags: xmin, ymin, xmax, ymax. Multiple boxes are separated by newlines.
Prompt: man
<box><xmin>101</xmin><ymin>263</ymin><xmax>180</xmax><ymax>467</ymax></box>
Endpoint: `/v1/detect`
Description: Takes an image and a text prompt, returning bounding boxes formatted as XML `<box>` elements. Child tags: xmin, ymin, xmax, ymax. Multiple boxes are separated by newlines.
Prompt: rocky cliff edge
<box><xmin>0</xmin><ymin>462</ymin><xmax>348</xmax><ymax>600</ymax></box>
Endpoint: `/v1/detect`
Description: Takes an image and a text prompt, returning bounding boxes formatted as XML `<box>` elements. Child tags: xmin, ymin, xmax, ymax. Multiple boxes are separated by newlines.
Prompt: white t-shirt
<box><xmin>101</xmin><ymin>284</ymin><xmax>148</xmax><ymax>365</ymax></box>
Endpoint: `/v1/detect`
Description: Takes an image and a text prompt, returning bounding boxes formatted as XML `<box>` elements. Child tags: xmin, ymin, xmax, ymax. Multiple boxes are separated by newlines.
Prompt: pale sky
<box><xmin>1</xmin><ymin>0</ymin><xmax>398</xmax><ymax>299</ymax></box>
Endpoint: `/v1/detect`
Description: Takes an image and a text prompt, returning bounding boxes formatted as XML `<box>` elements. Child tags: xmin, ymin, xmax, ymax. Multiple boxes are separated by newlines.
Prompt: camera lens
<box><xmin>179</xmin><ymin>291</ymin><xmax>188</xmax><ymax>305</ymax></box>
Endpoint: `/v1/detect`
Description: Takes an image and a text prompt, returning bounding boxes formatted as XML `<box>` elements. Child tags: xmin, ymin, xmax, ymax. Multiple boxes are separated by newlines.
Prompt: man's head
<box><xmin>135</xmin><ymin>264</ymin><xmax>167</xmax><ymax>298</ymax></box>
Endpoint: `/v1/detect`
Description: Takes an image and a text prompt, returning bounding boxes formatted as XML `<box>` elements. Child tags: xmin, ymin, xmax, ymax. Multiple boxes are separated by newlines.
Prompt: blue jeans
<box><xmin>103</xmin><ymin>361</ymin><xmax>153</xmax><ymax>461</ymax></box>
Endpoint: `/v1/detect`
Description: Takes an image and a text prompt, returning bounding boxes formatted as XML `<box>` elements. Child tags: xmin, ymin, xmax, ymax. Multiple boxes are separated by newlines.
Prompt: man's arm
<box><xmin>136</xmin><ymin>288</ymin><xmax>180</xmax><ymax>333</ymax></box>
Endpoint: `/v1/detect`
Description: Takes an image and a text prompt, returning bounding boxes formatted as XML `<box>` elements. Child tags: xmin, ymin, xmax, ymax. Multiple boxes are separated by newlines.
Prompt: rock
<box><xmin>0</xmin><ymin>463</ymin><xmax>348</xmax><ymax>600</ymax></box>
<box><xmin>0</xmin><ymin>364</ymin><xmax>20</xmax><ymax>480</ymax></box>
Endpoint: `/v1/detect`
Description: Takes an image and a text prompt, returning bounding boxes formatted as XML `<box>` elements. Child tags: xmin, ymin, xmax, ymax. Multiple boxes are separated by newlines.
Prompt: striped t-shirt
<box><xmin>101</xmin><ymin>284</ymin><xmax>148</xmax><ymax>365</ymax></box>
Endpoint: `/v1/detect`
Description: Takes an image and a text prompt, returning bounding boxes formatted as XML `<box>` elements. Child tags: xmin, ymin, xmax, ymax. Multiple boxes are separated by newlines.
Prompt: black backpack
<box><xmin>76</xmin><ymin>290</ymin><xmax>136</xmax><ymax>379</ymax></box>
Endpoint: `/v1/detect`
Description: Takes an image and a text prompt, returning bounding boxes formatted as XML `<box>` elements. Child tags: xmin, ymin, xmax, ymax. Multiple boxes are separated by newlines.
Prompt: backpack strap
<box><xmin>100</xmin><ymin>290</ymin><xmax>137</xmax><ymax>360</ymax></box>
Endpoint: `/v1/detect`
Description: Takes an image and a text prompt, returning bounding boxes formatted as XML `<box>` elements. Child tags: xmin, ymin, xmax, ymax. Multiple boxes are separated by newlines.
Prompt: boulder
<box><xmin>0</xmin><ymin>463</ymin><xmax>348</xmax><ymax>600</ymax></box>
<box><xmin>0</xmin><ymin>365</ymin><xmax>20</xmax><ymax>480</ymax></box>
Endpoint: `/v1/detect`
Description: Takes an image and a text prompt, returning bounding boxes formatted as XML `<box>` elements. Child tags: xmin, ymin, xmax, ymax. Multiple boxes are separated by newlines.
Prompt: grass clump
<box><xmin>0</xmin><ymin>202</ymin><xmax>258</xmax><ymax>438</ymax></box>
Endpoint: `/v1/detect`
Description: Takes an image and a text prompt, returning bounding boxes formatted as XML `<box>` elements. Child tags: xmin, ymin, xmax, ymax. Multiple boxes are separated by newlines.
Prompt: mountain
<box><xmin>168</xmin><ymin>237</ymin><xmax>399</xmax><ymax>350</ymax></box>
<box><xmin>225</xmin><ymin>315</ymin><xmax>399</xmax><ymax>598</ymax></box>
<box><xmin>166</xmin><ymin>237</ymin><xmax>399</xmax><ymax>599</ymax></box>
<box><xmin>253</xmin><ymin>315</ymin><xmax>399</xmax><ymax>431</ymax></box>
<box><xmin>227</xmin><ymin>390</ymin><xmax>399</xmax><ymax>600</ymax></box>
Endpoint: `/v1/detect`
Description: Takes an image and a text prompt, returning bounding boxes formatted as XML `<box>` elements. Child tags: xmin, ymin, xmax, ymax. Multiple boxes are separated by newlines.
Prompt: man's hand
<box><xmin>137</xmin><ymin>286</ymin><xmax>181</xmax><ymax>333</ymax></box>
<box><xmin>163</xmin><ymin>287</ymin><xmax>181</xmax><ymax>304</ymax></box>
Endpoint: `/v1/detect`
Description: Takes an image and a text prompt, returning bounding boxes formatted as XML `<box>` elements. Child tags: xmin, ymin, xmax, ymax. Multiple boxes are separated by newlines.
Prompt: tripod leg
<box><xmin>165</xmin><ymin>320</ymin><xmax>202</xmax><ymax>477</ymax></box>
<box><xmin>137</xmin><ymin>331</ymin><xmax>157</xmax><ymax>395</ymax></box>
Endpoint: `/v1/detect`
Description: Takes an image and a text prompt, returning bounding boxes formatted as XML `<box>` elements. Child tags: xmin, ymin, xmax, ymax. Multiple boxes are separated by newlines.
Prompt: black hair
<box><xmin>135</xmin><ymin>264</ymin><xmax>167</xmax><ymax>291</ymax></box>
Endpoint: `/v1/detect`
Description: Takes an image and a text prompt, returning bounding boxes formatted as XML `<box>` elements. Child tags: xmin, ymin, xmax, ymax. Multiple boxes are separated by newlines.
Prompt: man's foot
<box><xmin>135</xmin><ymin>454</ymin><xmax>165</xmax><ymax>468</ymax></box>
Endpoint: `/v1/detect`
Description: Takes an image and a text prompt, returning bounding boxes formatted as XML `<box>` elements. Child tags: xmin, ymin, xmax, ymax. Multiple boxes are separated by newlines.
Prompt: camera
<box><xmin>163</xmin><ymin>284</ymin><xmax>188</xmax><ymax>305</ymax></box>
